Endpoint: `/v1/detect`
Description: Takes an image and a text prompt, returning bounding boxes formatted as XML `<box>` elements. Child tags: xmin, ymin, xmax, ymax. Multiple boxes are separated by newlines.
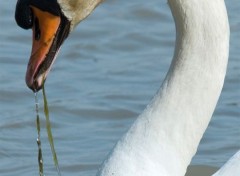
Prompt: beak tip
<box><xmin>25</xmin><ymin>71</ymin><xmax>44</xmax><ymax>92</ymax></box>
<box><xmin>26</xmin><ymin>80</ymin><xmax>43</xmax><ymax>92</ymax></box>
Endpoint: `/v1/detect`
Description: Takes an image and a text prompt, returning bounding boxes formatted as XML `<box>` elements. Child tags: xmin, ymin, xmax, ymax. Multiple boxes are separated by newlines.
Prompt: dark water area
<box><xmin>0</xmin><ymin>0</ymin><xmax>239</xmax><ymax>175</ymax></box>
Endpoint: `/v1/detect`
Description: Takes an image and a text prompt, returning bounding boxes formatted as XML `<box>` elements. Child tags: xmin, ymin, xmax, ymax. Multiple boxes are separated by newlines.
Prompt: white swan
<box><xmin>15</xmin><ymin>0</ymin><xmax>240</xmax><ymax>175</ymax></box>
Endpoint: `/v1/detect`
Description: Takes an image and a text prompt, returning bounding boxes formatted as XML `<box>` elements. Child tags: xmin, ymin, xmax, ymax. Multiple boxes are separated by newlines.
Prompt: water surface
<box><xmin>0</xmin><ymin>0</ymin><xmax>239</xmax><ymax>175</ymax></box>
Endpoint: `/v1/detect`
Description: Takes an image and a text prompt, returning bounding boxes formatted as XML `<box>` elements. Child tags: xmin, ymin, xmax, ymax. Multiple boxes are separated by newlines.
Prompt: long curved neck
<box><xmin>149</xmin><ymin>0</ymin><xmax>230</xmax><ymax>173</ymax></box>
<box><xmin>98</xmin><ymin>1</ymin><xmax>229</xmax><ymax>176</ymax></box>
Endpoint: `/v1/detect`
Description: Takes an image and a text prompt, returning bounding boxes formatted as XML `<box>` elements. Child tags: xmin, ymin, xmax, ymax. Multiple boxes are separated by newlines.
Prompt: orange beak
<box><xmin>25</xmin><ymin>6</ymin><xmax>70</xmax><ymax>92</ymax></box>
<box><xmin>26</xmin><ymin>6</ymin><xmax>60</xmax><ymax>91</ymax></box>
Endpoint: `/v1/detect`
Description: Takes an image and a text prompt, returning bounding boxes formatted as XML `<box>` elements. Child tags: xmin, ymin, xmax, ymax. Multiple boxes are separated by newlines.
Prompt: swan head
<box><xmin>15</xmin><ymin>0</ymin><xmax>102</xmax><ymax>92</ymax></box>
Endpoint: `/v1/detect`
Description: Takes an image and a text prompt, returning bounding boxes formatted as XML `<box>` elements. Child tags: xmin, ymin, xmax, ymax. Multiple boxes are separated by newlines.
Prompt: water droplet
<box><xmin>34</xmin><ymin>92</ymin><xmax>44</xmax><ymax>175</ymax></box>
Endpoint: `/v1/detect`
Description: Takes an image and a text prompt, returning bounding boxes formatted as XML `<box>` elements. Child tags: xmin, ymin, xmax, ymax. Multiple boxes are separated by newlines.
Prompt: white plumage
<box><xmin>58</xmin><ymin>0</ymin><xmax>240</xmax><ymax>175</ymax></box>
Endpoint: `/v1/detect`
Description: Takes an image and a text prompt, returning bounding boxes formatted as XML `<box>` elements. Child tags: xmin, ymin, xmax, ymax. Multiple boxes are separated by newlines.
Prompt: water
<box><xmin>0</xmin><ymin>0</ymin><xmax>239</xmax><ymax>175</ymax></box>
<box><xmin>35</xmin><ymin>92</ymin><xmax>44</xmax><ymax>176</ymax></box>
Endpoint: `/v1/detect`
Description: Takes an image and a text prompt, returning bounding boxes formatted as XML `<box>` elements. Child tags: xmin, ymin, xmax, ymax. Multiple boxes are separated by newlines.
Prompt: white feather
<box><xmin>56</xmin><ymin>0</ymin><xmax>238</xmax><ymax>175</ymax></box>
<box><xmin>213</xmin><ymin>150</ymin><xmax>240</xmax><ymax>176</ymax></box>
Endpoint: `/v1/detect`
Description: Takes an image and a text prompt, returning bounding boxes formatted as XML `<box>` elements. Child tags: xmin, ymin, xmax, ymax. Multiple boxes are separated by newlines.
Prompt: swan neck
<box><xmin>151</xmin><ymin>0</ymin><xmax>230</xmax><ymax>173</ymax></box>
<box><xmin>58</xmin><ymin>0</ymin><xmax>103</xmax><ymax>29</ymax></box>
<box><xmin>98</xmin><ymin>1</ymin><xmax>230</xmax><ymax>176</ymax></box>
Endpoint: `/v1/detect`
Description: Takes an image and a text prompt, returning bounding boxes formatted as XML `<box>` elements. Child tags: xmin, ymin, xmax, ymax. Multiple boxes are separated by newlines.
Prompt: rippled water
<box><xmin>0</xmin><ymin>0</ymin><xmax>239</xmax><ymax>176</ymax></box>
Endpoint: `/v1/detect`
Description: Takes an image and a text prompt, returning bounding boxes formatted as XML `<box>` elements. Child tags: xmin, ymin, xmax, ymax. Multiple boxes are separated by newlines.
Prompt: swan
<box><xmin>15</xmin><ymin>0</ymin><xmax>240</xmax><ymax>175</ymax></box>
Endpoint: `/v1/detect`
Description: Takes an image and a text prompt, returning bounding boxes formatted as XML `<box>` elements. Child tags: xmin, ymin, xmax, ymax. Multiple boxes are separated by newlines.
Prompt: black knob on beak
<box><xmin>15</xmin><ymin>0</ymin><xmax>33</xmax><ymax>29</ymax></box>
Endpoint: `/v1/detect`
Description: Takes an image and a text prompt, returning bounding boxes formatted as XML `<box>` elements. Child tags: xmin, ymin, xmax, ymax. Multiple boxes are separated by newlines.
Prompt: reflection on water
<box><xmin>0</xmin><ymin>0</ymin><xmax>239</xmax><ymax>176</ymax></box>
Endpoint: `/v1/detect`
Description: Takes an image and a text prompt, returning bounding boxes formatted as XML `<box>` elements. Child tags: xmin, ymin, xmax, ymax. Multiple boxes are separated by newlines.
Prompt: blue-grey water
<box><xmin>0</xmin><ymin>0</ymin><xmax>239</xmax><ymax>176</ymax></box>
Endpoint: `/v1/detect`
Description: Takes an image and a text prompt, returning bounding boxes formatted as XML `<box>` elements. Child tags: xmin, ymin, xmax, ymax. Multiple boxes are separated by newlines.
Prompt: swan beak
<box><xmin>26</xmin><ymin>6</ymin><xmax>69</xmax><ymax>92</ymax></box>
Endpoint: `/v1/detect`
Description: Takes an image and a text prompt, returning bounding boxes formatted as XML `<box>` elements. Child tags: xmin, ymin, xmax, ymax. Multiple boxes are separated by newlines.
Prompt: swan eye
<box><xmin>15</xmin><ymin>0</ymin><xmax>33</xmax><ymax>29</ymax></box>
